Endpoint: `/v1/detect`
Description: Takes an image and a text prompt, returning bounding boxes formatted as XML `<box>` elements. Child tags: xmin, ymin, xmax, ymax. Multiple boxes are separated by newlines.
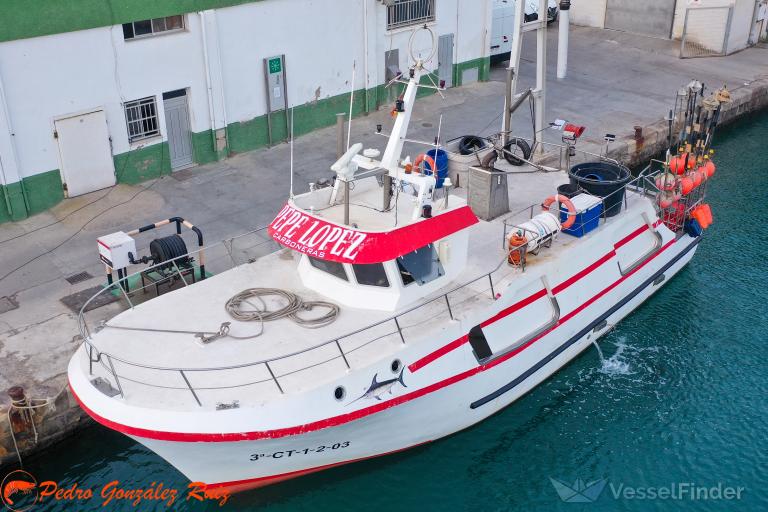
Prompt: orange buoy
<box><xmin>542</xmin><ymin>194</ymin><xmax>577</xmax><ymax>229</ymax></box>
<box><xmin>691</xmin><ymin>169</ymin><xmax>702</xmax><ymax>187</ymax></box>
<box><xmin>691</xmin><ymin>205</ymin><xmax>713</xmax><ymax>229</ymax></box>
<box><xmin>704</xmin><ymin>159</ymin><xmax>716</xmax><ymax>178</ymax></box>
<box><xmin>680</xmin><ymin>176</ymin><xmax>694</xmax><ymax>195</ymax></box>
<box><xmin>669</xmin><ymin>154</ymin><xmax>695</xmax><ymax>175</ymax></box>
<box><xmin>690</xmin><ymin>207</ymin><xmax>706</xmax><ymax>229</ymax></box>
<box><xmin>507</xmin><ymin>230</ymin><xmax>528</xmax><ymax>266</ymax></box>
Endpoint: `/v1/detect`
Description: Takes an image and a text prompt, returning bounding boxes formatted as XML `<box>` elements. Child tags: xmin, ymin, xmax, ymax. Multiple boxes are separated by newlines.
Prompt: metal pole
<box><xmin>534</xmin><ymin>0</ymin><xmax>548</xmax><ymax>154</ymax></box>
<box><xmin>502</xmin><ymin>0</ymin><xmax>526</xmax><ymax>145</ymax></box>
<box><xmin>336</xmin><ymin>113</ymin><xmax>346</xmax><ymax>159</ymax></box>
<box><xmin>344</xmin><ymin>181</ymin><xmax>350</xmax><ymax>226</ymax></box>
<box><xmin>556</xmin><ymin>0</ymin><xmax>571</xmax><ymax>80</ymax></box>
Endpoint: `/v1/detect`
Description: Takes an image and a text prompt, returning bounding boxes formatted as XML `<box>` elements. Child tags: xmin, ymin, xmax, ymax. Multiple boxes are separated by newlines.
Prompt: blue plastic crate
<box><xmin>560</xmin><ymin>194</ymin><xmax>603</xmax><ymax>237</ymax></box>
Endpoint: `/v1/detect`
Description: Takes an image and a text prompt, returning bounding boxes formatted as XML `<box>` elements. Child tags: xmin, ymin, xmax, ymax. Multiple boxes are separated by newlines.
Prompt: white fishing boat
<box><xmin>68</xmin><ymin>29</ymin><xmax>724</xmax><ymax>493</ymax></box>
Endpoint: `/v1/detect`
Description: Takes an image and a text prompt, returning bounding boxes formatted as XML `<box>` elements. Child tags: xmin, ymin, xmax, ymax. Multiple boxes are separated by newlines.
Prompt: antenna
<box><xmin>289</xmin><ymin>107</ymin><xmax>295</xmax><ymax>199</ymax></box>
<box><xmin>347</xmin><ymin>61</ymin><xmax>356</xmax><ymax>151</ymax></box>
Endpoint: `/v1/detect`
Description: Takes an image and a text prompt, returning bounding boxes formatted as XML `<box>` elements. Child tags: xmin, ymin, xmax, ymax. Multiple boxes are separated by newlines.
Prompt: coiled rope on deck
<box><xmin>104</xmin><ymin>288</ymin><xmax>340</xmax><ymax>344</ymax></box>
<box><xmin>225</xmin><ymin>288</ymin><xmax>339</xmax><ymax>329</ymax></box>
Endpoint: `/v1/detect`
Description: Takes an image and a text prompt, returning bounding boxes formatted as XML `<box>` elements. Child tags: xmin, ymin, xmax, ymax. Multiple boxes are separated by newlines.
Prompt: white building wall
<box><xmin>569</xmin><ymin>0</ymin><xmax>607</xmax><ymax>28</ymax></box>
<box><xmin>0</xmin><ymin>0</ymin><xmax>490</xmax><ymax>184</ymax></box>
<box><xmin>0</xmin><ymin>16</ymin><xmax>211</xmax><ymax>180</ymax></box>
<box><xmin>673</xmin><ymin>0</ymin><xmax>759</xmax><ymax>52</ymax></box>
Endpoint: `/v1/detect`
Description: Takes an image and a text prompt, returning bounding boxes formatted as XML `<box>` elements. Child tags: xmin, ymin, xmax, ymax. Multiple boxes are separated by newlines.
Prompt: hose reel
<box><xmin>149</xmin><ymin>234</ymin><xmax>192</xmax><ymax>270</ymax></box>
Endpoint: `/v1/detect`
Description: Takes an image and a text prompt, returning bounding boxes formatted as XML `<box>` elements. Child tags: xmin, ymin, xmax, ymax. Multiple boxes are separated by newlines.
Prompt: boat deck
<box><xmin>81</xmin><ymin>162</ymin><xmax>632</xmax><ymax>410</ymax></box>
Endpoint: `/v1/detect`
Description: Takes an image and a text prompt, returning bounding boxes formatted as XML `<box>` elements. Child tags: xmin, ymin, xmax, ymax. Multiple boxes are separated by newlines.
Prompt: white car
<box><xmin>491</xmin><ymin>0</ymin><xmax>559</xmax><ymax>63</ymax></box>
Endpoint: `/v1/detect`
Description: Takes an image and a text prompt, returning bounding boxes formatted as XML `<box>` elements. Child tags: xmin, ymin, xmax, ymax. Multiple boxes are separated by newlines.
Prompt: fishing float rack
<box><xmin>655</xmin><ymin>81</ymin><xmax>730</xmax><ymax>233</ymax></box>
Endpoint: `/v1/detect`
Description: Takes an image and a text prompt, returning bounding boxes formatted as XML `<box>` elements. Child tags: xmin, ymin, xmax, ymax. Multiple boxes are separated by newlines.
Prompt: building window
<box><xmin>122</xmin><ymin>15</ymin><xmax>184</xmax><ymax>40</ymax></box>
<box><xmin>123</xmin><ymin>97</ymin><xmax>160</xmax><ymax>142</ymax></box>
<box><xmin>396</xmin><ymin>243</ymin><xmax>444</xmax><ymax>286</ymax></box>
<box><xmin>309</xmin><ymin>256</ymin><xmax>349</xmax><ymax>281</ymax></box>
<box><xmin>387</xmin><ymin>0</ymin><xmax>436</xmax><ymax>30</ymax></box>
<box><xmin>353</xmin><ymin>263</ymin><xmax>390</xmax><ymax>288</ymax></box>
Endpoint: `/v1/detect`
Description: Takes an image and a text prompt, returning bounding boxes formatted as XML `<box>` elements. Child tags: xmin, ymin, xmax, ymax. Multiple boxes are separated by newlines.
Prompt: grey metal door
<box><xmin>438</xmin><ymin>33</ymin><xmax>454</xmax><ymax>88</ymax></box>
<box><xmin>163</xmin><ymin>89</ymin><xmax>194</xmax><ymax>170</ymax></box>
<box><xmin>605</xmin><ymin>0</ymin><xmax>676</xmax><ymax>39</ymax></box>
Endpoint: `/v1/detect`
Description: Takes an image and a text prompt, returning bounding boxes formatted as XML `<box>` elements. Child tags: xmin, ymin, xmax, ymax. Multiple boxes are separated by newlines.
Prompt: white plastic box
<box><xmin>97</xmin><ymin>231</ymin><xmax>136</xmax><ymax>269</ymax></box>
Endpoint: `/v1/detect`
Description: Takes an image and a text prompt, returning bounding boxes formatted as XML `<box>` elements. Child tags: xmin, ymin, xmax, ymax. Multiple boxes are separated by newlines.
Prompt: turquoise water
<box><xmin>20</xmin><ymin>111</ymin><xmax>768</xmax><ymax>511</ymax></box>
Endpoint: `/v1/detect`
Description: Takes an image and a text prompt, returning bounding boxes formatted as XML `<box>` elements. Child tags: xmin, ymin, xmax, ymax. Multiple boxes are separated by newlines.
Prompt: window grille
<box><xmin>124</xmin><ymin>97</ymin><xmax>160</xmax><ymax>142</ymax></box>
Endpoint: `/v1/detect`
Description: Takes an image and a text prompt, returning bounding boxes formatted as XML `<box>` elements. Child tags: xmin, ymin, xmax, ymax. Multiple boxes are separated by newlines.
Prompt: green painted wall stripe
<box><xmin>0</xmin><ymin>0</ymin><xmax>266</xmax><ymax>43</ymax></box>
<box><xmin>22</xmin><ymin>169</ymin><xmax>64</xmax><ymax>215</ymax></box>
<box><xmin>113</xmin><ymin>142</ymin><xmax>171</xmax><ymax>184</ymax></box>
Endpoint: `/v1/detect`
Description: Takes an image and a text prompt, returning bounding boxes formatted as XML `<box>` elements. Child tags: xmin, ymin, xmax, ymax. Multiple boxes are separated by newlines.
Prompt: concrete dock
<box><xmin>1</xmin><ymin>26</ymin><xmax>767</xmax><ymax>467</ymax></box>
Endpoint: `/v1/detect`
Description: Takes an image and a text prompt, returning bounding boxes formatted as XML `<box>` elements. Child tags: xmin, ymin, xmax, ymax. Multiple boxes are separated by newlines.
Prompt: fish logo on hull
<box><xmin>1</xmin><ymin>470</ymin><xmax>38</xmax><ymax>512</ymax></box>
<box><xmin>348</xmin><ymin>370</ymin><xmax>408</xmax><ymax>405</ymax></box>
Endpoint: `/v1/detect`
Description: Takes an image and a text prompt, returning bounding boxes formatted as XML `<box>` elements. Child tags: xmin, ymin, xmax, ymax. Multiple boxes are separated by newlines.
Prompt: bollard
<box><xmin>7</xmin><ymin>386</ymin><xmax>31</xmax><ymax>433</ymax></box>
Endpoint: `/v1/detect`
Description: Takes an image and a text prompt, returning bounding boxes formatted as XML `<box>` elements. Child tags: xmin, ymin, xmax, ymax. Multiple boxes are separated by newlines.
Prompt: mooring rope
<box><xmin>103</xmin><ymin>288</ymin><xmax>339</xmax><ymax>343</ymax></box>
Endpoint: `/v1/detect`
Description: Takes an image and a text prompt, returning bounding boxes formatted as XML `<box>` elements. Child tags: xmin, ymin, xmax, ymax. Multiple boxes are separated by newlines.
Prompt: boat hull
<box><xmin>113</xmin><ymin>234</ymin><xmax>700</xmax><ymax>491</ymax></box>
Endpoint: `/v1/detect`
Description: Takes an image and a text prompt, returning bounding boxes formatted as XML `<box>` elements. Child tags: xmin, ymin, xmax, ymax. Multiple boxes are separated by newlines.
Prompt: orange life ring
<box><xmin>542</xmin><ymin>194</ymin><xmax>577</xmax><ymax>230</ymax></box>
<box><xmin>413</xmin><ymin>154</ymin><xmax>436</xmax><ymax>175</ymax></box>
<box><xmin>508</xmin><ymin>231</ymin><xmax>528</xmax><ymax>266</ymax></box>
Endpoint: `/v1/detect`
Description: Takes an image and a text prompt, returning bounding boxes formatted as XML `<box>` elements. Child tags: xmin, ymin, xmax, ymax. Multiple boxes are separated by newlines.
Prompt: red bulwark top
<box><xmin>268</xmin><ymin>203</ymin><xmax>479</xmax><ymax>264</ymax></box>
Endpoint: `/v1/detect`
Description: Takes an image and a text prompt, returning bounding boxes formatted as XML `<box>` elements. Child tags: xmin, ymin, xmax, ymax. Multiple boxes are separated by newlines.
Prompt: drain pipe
<box><xmin>363</xmin><ymin>0</ymin><xmax>370</xmax><ymax>113</ymax></box>
<box><xmin>556</xmin><ymin>0</ymin><xmax>571</xmax><ymax>80</ymax></box>
<box><xmin>0</xmin><ymin>66</ymin><xmax>24</xmax><ymax>215</ymax></box>
<box><xmin>199</xmin><ymin>11</ymin><xmax>218</xmax><ymax>154</ymax></box>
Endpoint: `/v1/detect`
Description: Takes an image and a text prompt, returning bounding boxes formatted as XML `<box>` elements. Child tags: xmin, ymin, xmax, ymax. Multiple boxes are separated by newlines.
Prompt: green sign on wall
<box><xmin>268</xmin><ymin>57</ymin><xmax>282</xmax><ymax>74</ymax></box>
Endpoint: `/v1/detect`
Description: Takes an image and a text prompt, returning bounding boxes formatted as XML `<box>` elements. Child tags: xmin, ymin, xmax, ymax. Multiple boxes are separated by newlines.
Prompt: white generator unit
<box><xmin>97</xmin><ymin>231</ymin><xmax>136</xmax><ymax>270</ymax></box>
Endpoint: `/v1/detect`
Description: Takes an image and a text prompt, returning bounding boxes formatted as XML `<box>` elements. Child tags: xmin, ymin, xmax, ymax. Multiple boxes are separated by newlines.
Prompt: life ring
<box><xmin>413</xmin><ymin>154</ymin><xmax>436</xmax><ymax>175</ymax></box>
<box><xmin>508</xmin><ymin>230</ymin><xmax>528</xmax><ymax>266</ymax></box>
<box><xmin>542</xmin><ymin>194</ymin><xmax>576</xmax><ymax>230</ymax></box>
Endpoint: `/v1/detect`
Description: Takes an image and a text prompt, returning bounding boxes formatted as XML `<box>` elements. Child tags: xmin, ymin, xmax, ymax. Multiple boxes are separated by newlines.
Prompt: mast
<box><xmin>380</xmin><ymin>65</ymin><xmax>425</xmax><ymax>175</ymax></box>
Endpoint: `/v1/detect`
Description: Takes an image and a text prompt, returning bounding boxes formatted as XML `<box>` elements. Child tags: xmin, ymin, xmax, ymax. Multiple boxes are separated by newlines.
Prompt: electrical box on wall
<box><xmin>264</xmin><ymin>55</ymin><xmax>287</xmax><ymax>112</ymax></box>
<box><xmin>97</xmin><ymin>231</ymin><xmax>136</xmax><ymax>269</ymax></box>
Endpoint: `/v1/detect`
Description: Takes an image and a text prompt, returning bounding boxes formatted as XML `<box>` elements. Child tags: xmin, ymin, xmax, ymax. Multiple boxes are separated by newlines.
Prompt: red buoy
<box><xmin>704</xmin><ymin>160</ymin><xmax>716</xmax><ymax>177</ymax></box>
<box><xmin>669</xmin><ymin>156</ymin><xmax>686</xmax><ymax>175</ymax></box>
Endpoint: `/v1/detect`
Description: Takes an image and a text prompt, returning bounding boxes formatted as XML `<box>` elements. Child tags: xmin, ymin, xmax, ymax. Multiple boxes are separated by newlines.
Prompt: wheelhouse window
<box><xmin>122</xmin><ymin>15</ymin><xmax>184</xmax><ymax>40</ymax></box>
<box><xmin>397</xmin><ymin>243</ymin><xmax>444</xmax><ymax>286</ymax></box>
<box><xmin>309</xmin><ymin>256</ymin><xmax>348</xmax><ymax>281</ymax></box>
<box><xmin>123</xmin><ymin>96</ymin><xmax>160</xmax><ymax>142</ymax></box>
<box><xmin>352</xmin><ymin>263</ymin><xmax>390</xmax><ymax>288</ymax></box>
<box><xmin>387</xmin><ymin>0</ymin><xmax>436</xmax><ymax>30</ymax></box>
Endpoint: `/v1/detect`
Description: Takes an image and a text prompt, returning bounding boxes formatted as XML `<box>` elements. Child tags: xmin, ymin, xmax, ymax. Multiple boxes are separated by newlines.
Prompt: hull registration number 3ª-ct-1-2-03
<box><xmin>250</xmin><ymin>442</ymin><xmax>351</xmax><ymax>461</ymax></box>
